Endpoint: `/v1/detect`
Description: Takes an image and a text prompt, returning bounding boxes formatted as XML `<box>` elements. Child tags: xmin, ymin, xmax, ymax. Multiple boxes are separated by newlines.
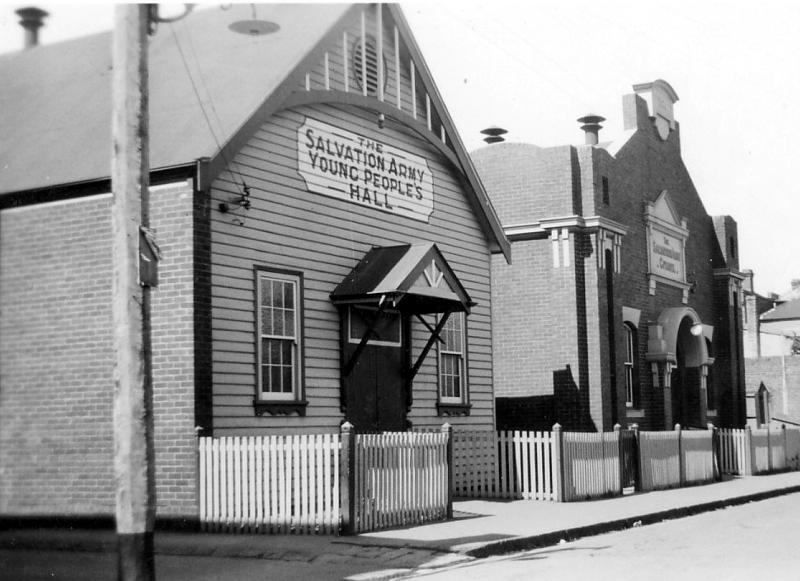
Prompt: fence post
<box><xmin>767</xmin><ymin>424</ymin><xmax>773</xmax><ymax>472</ymax></box>
<box><xmin>552</xmin><ymin>423</ymin><xmax>564</xmax><ymax>502</ymax></box>
<box><xmin>441</xmin><ymin>423</ymin><xmax>454</xmax><ymax>520</ymax></box>
<box><xmin>708</xmin><ymin>423</ymin><xmax>720</xmax><ymax>481</ymax></box>
<box><xmin>675</xmin><ymin>423</ymin><xmax>684</xmax><ymax>487</ymax></box>
<box><xmin>745</xmin><ymin>425</ymin><xmax>754</xmax><ymax>476</ymax></box>
<box><xmin>783</xmin><ymin>424</ymin><xmax>788</xmax><ymax>469</ymax></box>
<box><xmin>339</xmin><ymin>422</ymin><xmax>355</xmax><ymax>535</ymax></box>
<box><xmin>614</xmin><ymin>424</ymin><xmax>622</xmax><ymax>496</ymax></box>
<box><xmin>631</xmin><ymin>423</ymin><xmax>641</xmax><ymax>492</ymax></box>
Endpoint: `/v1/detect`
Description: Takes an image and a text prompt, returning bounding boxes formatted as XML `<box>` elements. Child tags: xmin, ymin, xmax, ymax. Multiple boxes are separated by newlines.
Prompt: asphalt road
<box><xmin>395</xmin><ymin>491</ymin><xmax>800</xmax><ymax>581</ymax></box>
<box><xmin>0</xmin><ymin>548</ymin><xmax>371</xmax><ymax>581</ymax></box>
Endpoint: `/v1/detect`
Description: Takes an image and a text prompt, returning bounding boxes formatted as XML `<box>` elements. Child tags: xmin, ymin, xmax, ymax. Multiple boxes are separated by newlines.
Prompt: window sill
<box><xmin>253</xmin><ymin>400</ymin><xmax>308</xmax><ymax>417</ymax></box>
<box><xmin>437</xmin><ymin>402</ymin><xmax>471</xmax><ymax>417</ymax></box>
<box><xmin>626</xmin><ymin>408</ymin><xmax>645</xmax><ymax>418</ymax></box>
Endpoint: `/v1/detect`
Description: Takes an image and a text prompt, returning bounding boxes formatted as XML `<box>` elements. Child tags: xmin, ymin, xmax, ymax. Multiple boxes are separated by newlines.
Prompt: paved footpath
<box><xmin>3</xmin><ymin>471</ymin><xmax>800</xmax><ymax>581</ymax></box>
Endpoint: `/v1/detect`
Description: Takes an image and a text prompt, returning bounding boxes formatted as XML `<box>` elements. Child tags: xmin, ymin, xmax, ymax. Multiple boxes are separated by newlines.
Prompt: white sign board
<box><xmin>649</xmin><ymin>229</ymin><xmax>684</xmax><ymax>282</ymax></box>
<box><xmin>297</xmin><ymin>118</ymin><xmax>434</xmax><ymax>222</ymax></box>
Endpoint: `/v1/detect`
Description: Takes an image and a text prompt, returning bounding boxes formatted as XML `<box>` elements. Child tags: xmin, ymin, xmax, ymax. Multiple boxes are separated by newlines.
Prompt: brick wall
<box><xmin>0</xmin><ymin>182</ymin><xmax>198</xmax><ymax>519</ymax></box>
<box><xmin>477</xmin><ymin>89</ymin><xmax>745</xmax><ymax>433</ymax></box>
<box><xmin>746</xmin><ymin>356</ymin><xmax>800</xmax><ymax>425</ymax></box>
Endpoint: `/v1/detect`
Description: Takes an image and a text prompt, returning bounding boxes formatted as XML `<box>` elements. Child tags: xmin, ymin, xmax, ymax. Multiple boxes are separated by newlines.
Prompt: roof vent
<box><xmin>480</xmin><ymin>126</ymin><xmax>507</xmax><ymax>144</ymax></box>
<box><xmin>16</xmin><ymin>6</ymin><xmax>48</xmax><ymax>50</ymax></box>
<box><xmin>577</xmin><ymin>114</ymin><xmax>605</xmax><ymax>145</ymax></box>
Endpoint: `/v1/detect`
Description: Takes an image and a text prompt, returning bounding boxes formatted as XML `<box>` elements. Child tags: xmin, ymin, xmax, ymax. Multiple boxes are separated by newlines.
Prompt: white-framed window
<box><xmin>624</xmin><ymin>323</ymin><xmax>637</xmax><ymax>408</ymax></box>
<box><xmin>439</xmin><ymin>313</ymin><xmax>467</xmax><ymax>403</ymax></box>
<box><xmin>256</xmin><ymin>270</ymin><xmax>301</xmax><ymax>401</ymax></box>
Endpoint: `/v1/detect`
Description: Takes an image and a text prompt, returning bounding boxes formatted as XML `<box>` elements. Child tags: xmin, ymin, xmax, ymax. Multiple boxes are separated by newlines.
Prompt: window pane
<box><xmin>273</xmin><ymin>280</ymin><xmax>283</xmax><ymax>309</ymax></box>
<box><xmin>261</xmin><ymin>307</ymin><xmax>273</xmax><ymax>335</ymax></box>
<box><xmin>284</xmin><ymin>310</ymin><xmax>295</xmax><ymax>337</ymax></box>
<box><xmin>273</xmin><ymin>307</ymin><xmax>284</xmax><ymax>336</ymax></box>
<box><xmin>282</xmin><ymin>366</ymin><xmax>293</xmax><ymax>393</ymax></box>
<box><xmin>261</xmin><ymin>280</ymin><xmax>273</xmax><ymax>308</ymax></box>
<box><xmin>283</xmin><ymin>282</ymin><xmax>294</xmax><ymax>310</ymax></box>
<box><xmin>270</xmin><ymin>367</ymin><xmax>282</xmax><ymax>393</ymax></box>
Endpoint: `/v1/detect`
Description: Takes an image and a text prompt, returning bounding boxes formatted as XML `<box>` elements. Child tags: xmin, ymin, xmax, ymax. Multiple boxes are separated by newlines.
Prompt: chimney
<box><xmin>577</xmin><ymin>114</ymin><xmax>605</xmax><ymax>145</ymax></box>
<box><xmin>16</xmin><ymin>6</ymin><xmax>48</xmax><ymax>49</ymax></box>
<box><xmin>480</xmin><ymin>126</ymin><xmax>507</xmax><ymax>144</ymax></box>
<box><xmin>742</xmin><ymin>269</ymin><xmax>754</xmax><ymax>293</ymax></box>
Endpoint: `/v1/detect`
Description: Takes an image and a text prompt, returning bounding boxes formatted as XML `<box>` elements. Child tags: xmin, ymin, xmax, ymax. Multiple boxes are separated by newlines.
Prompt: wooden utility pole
<box><xmin>111</xmin><ymin>5</ymin><xmax>155</xmax><ymax>580</ymax></box>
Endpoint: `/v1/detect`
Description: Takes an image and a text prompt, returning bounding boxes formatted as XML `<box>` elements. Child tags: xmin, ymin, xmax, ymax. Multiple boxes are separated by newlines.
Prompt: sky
<box><xmin>1</xmin><ymin>1</ymin><xmax>798</xmax><ymax>296</ymax></box>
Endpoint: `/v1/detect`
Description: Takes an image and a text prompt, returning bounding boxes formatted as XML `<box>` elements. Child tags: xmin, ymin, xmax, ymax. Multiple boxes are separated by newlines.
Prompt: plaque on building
<box><xmin>645</xmin><ymin>190</ymin><xmax>691</xmax><ymax>302</ymax></box>
<box><xmin>297</xmin><ymin>117</ymin><xmax>434</xmax><ymax>223</ymax></box>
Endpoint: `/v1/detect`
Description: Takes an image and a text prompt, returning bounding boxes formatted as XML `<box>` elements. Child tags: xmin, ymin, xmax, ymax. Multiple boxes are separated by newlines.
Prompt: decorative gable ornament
<box><xmin>633</xmin><ymin>79</ymin><xmax>679</xmax><ymax>141</ymax></box>
<box><xmin>645</xmin><ymin>190</ymin><xmax>691</xmax><ymax>303</ymax></box>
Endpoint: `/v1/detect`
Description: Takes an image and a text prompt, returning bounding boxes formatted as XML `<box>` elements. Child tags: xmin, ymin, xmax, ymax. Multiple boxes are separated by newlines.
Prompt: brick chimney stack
<box><xmin>16</xmin><ymin>7</ymin><xmax>49</xmax><ymax>49</ymax></box>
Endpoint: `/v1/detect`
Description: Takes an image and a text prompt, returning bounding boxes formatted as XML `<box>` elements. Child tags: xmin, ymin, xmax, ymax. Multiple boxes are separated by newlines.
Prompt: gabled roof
<box><xmin>0</xmin><ymin>4</ymin><xmax>350</xmax><ymax>195</ymax></box>
<box><xmin>761</xmin><ymin>298</ymin><xmax>800</xmax><ymax>322</ymax></box>
<box><xmin>0</xmin><ymin>3</ymin><xmax>510</xmax><ymax>261</ymax></box>
<box><xmin>330</xmin><ymin>243</ymin><xmax>473</xmax><ymax>314</ymax></box>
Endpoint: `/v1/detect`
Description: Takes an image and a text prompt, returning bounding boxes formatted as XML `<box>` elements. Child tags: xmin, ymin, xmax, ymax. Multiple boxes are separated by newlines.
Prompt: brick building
<box><xmin>0</xmin><ymin>4</ymin><xmax>508</xmax><ymax>524</ymax></box>
<box><xmin>473</xmin><ymin>80</ymin><xmax>746</xmax><ymax>432</ymax></box>
<box><xmin>743</xmin><ymin>274</ymin><xmax>800</xmax><ymax>427</ymax></box>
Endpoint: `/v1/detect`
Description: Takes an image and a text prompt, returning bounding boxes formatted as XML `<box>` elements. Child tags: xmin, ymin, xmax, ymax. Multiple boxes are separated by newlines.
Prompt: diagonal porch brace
<box><xmin>407</xmin><ymin>310</ymin><xmax>452</xmax><ymax>383</ymax></box>
<box><xmin>341</xmin><ymin>301</ymin><xmax>388</xmax><ymax>378</ymax></box>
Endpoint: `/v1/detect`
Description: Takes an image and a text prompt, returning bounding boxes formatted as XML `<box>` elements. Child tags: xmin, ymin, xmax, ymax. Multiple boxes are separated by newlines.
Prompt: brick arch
<box><xmin>648</xmin><ymin>306</ymin><xmax>710</xmax><ymax>367</ymax></box>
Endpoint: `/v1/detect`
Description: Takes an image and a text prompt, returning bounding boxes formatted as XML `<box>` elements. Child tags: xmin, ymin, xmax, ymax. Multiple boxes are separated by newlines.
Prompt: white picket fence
<box><xmin>719</xmin><ymin>428</ymin><xmax>750</xmax><ymax>475</ymax></box>
<box><xmin>452</xmin><ymin>430</ymin><xmax>558</xmax><ymax>501</ymax></box>
<box><xmin>199</xmin><ymin>435</ymin><xmax>340</xmax><ymax>534</ymax></box>
<box><xmin>561</xmin><ymin>431</ymin><xmax>620</xmax><ymax>501</ymax></box>
<box><xmin>352</xmin><ymin>431</ymin><xmax>449</xmax><ymax>533</ymax></box>
<box><xmin>718</xmin><ymin>426</ymin><xmax>800</xmax><ymax>476</ymax></box>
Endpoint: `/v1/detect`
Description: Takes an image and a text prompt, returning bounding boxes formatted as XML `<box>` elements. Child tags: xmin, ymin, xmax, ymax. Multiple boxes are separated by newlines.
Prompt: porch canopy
<box><xmin>331</xmin><ymin>243</ymin><xmax>474</xmax><ymax>381</ymax></box>
<box><xmin>330</xmin><ymin>243</ymin><xmax>473</xmax><ymax>315</ymax></box>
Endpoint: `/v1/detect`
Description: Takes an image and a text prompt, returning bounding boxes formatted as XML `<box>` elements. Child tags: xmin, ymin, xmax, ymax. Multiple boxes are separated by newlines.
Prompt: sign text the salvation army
<box><xmin>297</xmin><ymin>118</ymin><xmax>434</xmax><ymax>222</ymax></box>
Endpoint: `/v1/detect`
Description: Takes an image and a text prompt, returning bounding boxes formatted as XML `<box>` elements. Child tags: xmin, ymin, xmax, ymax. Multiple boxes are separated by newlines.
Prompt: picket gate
<box><xmin>681</xmin><ymin>430</ymin><xmax>715</xmax><ymax>484</ymax></box>
<box><xmin>639</xmin><ymin>431</ymin><xmax>681</xmax><ymax>491</ymax></box>
<box><xmin>352</xmin><ymin>431</ymin><xmax>449</xmax><ymax>533</ymax></box>
<box><xmin>561</xmin><ymin>431</ymin><xmax>621</xmax><ymax>501</ymax></box>
<box><xmin>718</xmin><ymin>428</ymin><xmax>749</xmax><ymax>475</ymax></box>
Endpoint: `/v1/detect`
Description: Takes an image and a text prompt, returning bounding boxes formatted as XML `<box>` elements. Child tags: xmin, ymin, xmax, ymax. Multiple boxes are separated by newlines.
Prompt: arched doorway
<box><xmin>647</xmin><ymin>307</ymin><xmax>711</xmax><ymax>429</ymax></box>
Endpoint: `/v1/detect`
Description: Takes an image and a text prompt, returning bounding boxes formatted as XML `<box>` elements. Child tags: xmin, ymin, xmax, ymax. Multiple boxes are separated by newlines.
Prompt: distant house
<box><xmin>473</xmin><ymin>80</ymin><xmax>746</xmax><ymax>432</ymax></box>
<box><xmin>0</xmin><ymin>4</ymin><xmax>509</xmax><ymax>524</ymax></box>
<box><xmin>743</xmin><ymin>276</ymin><xmax>800</xmax><ymax>427</ymax></box>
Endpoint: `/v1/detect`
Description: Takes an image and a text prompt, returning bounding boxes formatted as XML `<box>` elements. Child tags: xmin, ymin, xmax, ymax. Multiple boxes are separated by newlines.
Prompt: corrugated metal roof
<box><xmin>0</xmin><ymin>4</ymin><xmax>350</xmax><ymax>195</ymax></box>
<box><xmin>330</xmin><ymin>243</ymin><xmax>473</xmax><ymax>314</ymax></box>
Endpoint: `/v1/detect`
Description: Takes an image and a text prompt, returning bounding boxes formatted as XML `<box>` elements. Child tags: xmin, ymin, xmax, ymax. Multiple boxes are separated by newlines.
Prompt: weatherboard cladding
<box><xmin>209</xmin><ymin>102</ymin><xmax>494</xmax><ymax>433</ymax></box>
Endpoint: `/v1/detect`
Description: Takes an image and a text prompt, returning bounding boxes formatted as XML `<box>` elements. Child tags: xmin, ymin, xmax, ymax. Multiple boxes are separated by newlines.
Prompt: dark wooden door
<box><xmin>343</xmin><ymin>308</ymin><xmax>406</xmax><ymax>432</ymax></box>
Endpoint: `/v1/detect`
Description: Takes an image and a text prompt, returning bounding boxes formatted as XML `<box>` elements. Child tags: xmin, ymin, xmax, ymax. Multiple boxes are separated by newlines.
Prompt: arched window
<box><xmin>624</xmin><ymin>323</ymin><xmax>638</xmax><ymax>407</ymax></box>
